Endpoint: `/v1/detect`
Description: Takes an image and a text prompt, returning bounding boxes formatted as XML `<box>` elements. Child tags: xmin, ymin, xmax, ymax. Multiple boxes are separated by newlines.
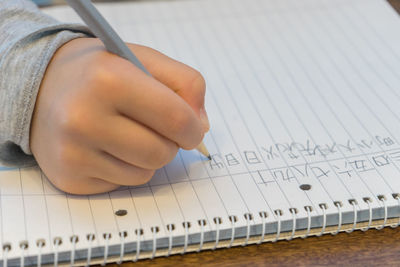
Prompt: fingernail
<box><xmin>200</xmin><ymin>107</ymin><xmax>210</xmax><ymax>132</ymax></box>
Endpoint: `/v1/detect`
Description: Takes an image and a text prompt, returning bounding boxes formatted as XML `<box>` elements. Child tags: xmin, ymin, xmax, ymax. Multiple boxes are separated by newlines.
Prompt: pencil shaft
<box><xmin>65</xmin><ymin>0</ymin><xmax>150</xmax><ymax>75</ymax></box>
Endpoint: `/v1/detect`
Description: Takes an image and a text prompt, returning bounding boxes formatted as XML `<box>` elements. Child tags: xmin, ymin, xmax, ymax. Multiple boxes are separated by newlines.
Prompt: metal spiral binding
<box><xmin>133</xmin><ymin>228</ymin><xmax>143</xmax><ymax>262</ymax></box>
<box><xmin>361</xmin><ymin>198</ymin><xmax>372</xmax><ymax>232</ymax></box>
<box><xmin>228</xmin><ymin>215</ymin><xmax>237</xmax><ymax>248</ymax></box>
<box><xmin>212</xmin><ymin>217</ymin><xmax>222</xmax><ymax>250</ymax></box>
<box><xmin>19</xmin><ymin>241</ymin><xmax>28</xmax><ymax>267</ymax></box>
<box><xmin>376</xmin><ymin>196</ymin><xmax>387</xmax><ymax>230</ymax></box>
<box><xmin>2</xmin><ymin>243</ymin><xmax>11</xmax><ymax>267</ymax></box>
<box><xmin>3</xmin><ymin>193</ymin><xmax>400</xmax><ymax>266</ymax></box>
<box><xmin>391</xmin><ymin>194</ymin><xmax>400</xmax><ymax>228</ymax></box>
<box><xmin>258</xmin><ymin>211</ymin><xmax>268</xmax><ymax>244</ymax></box>
<box><xmin>182</xmin><ymin>222</ymin><xmax>190</xmax><ymax>254</ymax></box>
<box><xmin>36</xmin><ymin>239</ymin><xmax>45</xmax><ymax>267</ymax></box>
<box><xmin>102</xmin><ymin>233</ymin><xmax>111</xmax><ymax>266</ymax></box>
<box><xmin>86</xmin><ymin>234</ymin><xmax>95</xmax><ymax>266</ymax></box>
<box><xmin>117</xmin><ymin>231</ymin><xmax>127</xmax><ymax>264</ymax></box>
<box><xmin>346</xmin><ymin>199</ymin><xmax>358</xmax><ymax>233</ymax></box>
<box><xmin>53</xmin><ymin>237</ymin><xmax>62</xmax><ymax>267</ymax></box>
<box><xmin>70</xmin><ymin>235</ymin><xmax>79</xmax><ymax>266</ymax></box>
<box><xmin>303</xmin><ymin>206</ymin><xmax>312</xmax><ymax>238</ymax></box>
<box><xmin>332</xmin><ymin>201</ymin><xmax>343</xmax><ymax>235</ymax></box>
<box><xmin>166</xmin><ymin>224</ymin><xmax>175</xmax><ymax>256</ymax></box>
<box><xmin>150</xmin><ymin>227</ymin><xmax>159</xmax><ymax>259</ymax></box>
<box><xmin>317</xmin><ymin>204</ymin><xmax>327</xmax><ymax>237</ymax></box>
<box><xmin>287</xmin><ymin>208</ymin><xmax>297</xmax><ymax>241</ymax></box>
<box><xmin>197</xmin><ymin>219</ymin><xmax>206</xmax><ymax>252</ymax></box>
<box><xmin>272</xmin><ymin>210</ymin><xmax>282</xmax><ymax>242</ymax></box>
<box><xmin>243</xmin><ymin>213</ymin><xmax>252</xmax><ymax>246</ymax></box>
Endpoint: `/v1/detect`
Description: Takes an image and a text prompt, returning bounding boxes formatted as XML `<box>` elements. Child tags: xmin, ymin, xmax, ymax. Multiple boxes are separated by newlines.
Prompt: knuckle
<box><xmin>180</xmin><ymin>68</ymin><xmax>206</xmax><ymax>97</ymax></box>
<box><xmin>114</xmin><ymin>167</ymin><xmax>155</xmax><ymax>187</ymax></box>
<box><xmin>189</xmin><ymin>70</ymin><xmax>206</xmax><ymax>96</ymax></box>
<box><xmin>192</xmin><ymin>131</ymin><xmax>205</xmax><ymax>149</ymax></box>
<box><xmin>134</xmin><ymin>169</ymin><xmax>155</xmax><ymax>185</ymax></box>
<box><xmin>83</xmin><ymin>63</ymin><xmax>120</xmax><ymax>97</ymax></box>
<box><xmin>169</xmin><ymin>109</ymin><xmax>194</xmax><ymax>138</ymax></box>
<box><xmin>57</xmin><ymin>105</ymin><xmax>88</xmax><ymax>135</ymax></box>
<box><xmin>58</xmin><ymin>110</ymin><xmax>86</xmax><ymax>136</ymax></box>
<box><xmin>182</xmin><ymin>131</ymin><xmax>204</xmax><ymax>150</ymax></box>
<box><xmin>142</xmin><ymin>169</ymin><xmax>156</xmax><ymax>183</ymax></box>
<box><xmin>44</xmin><ymin>164</ymin><xmax>82</xmax><ymax>194</ymax></box>
<box><xmin>86</xmin><ymin>63</ymin><xmax>116</xmax><ymax>86</ymax></box>
<box><xmin>49</xmin><ymin>176</ymin><xmax>77</xmax><ymax>194</ymax></box>
<box><xmin>168</xmin><ymin>108</ymin><xmax>205</xmax><ymax>149</ymax></box>
<box><xmin>49</xmin><ymin>176</ymin><xmax>116</xmax><ymax>195</ymax></box>
<box><xmin>148</xmin><ymin>143</ymin><xmax>178</xmax><ymax>169</ymax></box>
<box><xmin>55</xmin><ymin>144</ymin><xmax>80</xmax><ymax>169</ymax></box>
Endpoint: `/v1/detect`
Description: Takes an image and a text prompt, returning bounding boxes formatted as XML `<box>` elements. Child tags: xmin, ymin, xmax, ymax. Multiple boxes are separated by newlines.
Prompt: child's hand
<box><xmin>30</xmin><ymin>38</ymin><xmax>209</xmax><ymax>195</ymax></box>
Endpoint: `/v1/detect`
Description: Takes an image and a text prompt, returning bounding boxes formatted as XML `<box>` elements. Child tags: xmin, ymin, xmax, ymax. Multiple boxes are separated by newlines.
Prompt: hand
<box><xmin>30</xmin><ymin>38</ymin><xmax>209</xmax><ymax>195</ymax></box>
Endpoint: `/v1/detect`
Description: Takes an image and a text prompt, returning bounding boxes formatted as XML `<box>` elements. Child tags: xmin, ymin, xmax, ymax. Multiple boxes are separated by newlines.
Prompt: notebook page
<box><xmin>2</xmin><ymin>0</ymin><xmax>400</xmax><ymax>263</ymax></box>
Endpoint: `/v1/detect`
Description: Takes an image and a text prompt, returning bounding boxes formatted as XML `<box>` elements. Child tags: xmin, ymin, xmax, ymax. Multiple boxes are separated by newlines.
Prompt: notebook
<box><xmin>2</xmin><ymin>0</ymin><xmax>400</xmax><ymax>265</ymax></box>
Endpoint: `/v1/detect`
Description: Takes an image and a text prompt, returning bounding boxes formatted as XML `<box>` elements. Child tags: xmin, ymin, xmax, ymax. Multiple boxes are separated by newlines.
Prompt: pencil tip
<box><xmin>196</xmin><ymin>141</ymin><xmax>211</xmax><ymax>160</ymax></box>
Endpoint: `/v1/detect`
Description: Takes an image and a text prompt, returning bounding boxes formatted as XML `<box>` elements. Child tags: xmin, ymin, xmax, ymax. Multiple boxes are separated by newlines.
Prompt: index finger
<box><xmin>97</xmin><ymin>56</ymin><xmax>204</xmax><ymax>150</ymax></box>
<box><xmin>128</xmin><ymin>45</ymin><xmax>206</xmax><ymax>110</ymax></box>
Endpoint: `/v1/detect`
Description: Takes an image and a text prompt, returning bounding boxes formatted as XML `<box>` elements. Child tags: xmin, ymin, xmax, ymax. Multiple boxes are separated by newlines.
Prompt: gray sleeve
<box><xmin>0</xmin><ymin>0</ymin><xmax>92</xmax><ymax>166</ymax></box>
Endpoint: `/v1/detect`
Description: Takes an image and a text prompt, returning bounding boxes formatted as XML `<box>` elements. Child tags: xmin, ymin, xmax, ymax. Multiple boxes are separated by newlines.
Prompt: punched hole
<box><xmin>319</xmin><ymin>203</ymin><xmax>328</xmax><ymax>209</ymax></box>
<box><xmin>378</xmin><ymin>195</ymin><xmax>386</xmax><ymax>201</ymax></box>
<box><xmin>151</xmin><ymin>226</ymin><xmax>160</xmax><ymax>233</ymax></box>
<box><xmin>119</xmin><ymin>231</ymin><xmax>128</xmax><ymax>238</ymax></box>
<box><xmin>86</xmin><ymin>234</ymin><xmax>95</xmax><ymax>241</ymax></box>
<box><xmin>36</xmin><ymin>239</ymin><xmax>46</xmax><ymax>247</ymax></box>
<box><xmin>3</xmin><ymin>243</ymin><xmax>11</xmax><ymax>251</ymax></box>
<box><xmin>393</xmin><ymin>193</ymin><xmax>400</xmax><ymax>199</ymax></box>
<box><xmin>363</xmin><ymin>197</ymin><xmax>372</xmax><ymax>203</ymax></box>
<box><xmin>244</xmin><ymin>213</ymin><xmax>254</xmax><ymax>220</ymax></box>
<box><xmin>115</xmin><ymin>209</ymin><xmax>128</xmax><ymax>216</ymax></box>
<box><xmin>299</xmin><ymin>184</ymin><xmax>312</xmax><ymax>191</ymax></box>
<box><xmin>53</xmin><ymin>237</ymin><xmax>62</xmax><ymax>245</ymax></box>
<box><xmin>304</xmin><ymin>206</ymin><xmax>313</xmax><ymax>212</ymax></box>
<box><xmin>229</xmin><ymin>215</ymin><xmax>238</xmax><ymax>223</ymax></box>
<box><xmin>348</xmin><ymin>199</ymin><xmax>358</xmax><ymax>205</ymax></box>
<box><xmin>334</xmin><ymin>201</ymin><xmax>343</xmax><ymax>207</ymax></box>
<box><xmin>274</xmin><ymin>209</ymin><xmax>283</xmax><ymax>216</ymax></box>
<box><xmin>135</xmin><ymin>229</ymin><xmax>144</xmax><ymax>236</ymax></box>
<box><xmin>167</xmin><ymin>224</ymin><xmax>175</xmax><ymax>231</ymax></box>
<box><xmin>289</xmin><ymin>208</ymin><xmax>298</xmax><ymax>214</ymax></box>
<box><xmin>19</xmin><ymin>241</ymin><xmax>28</xmax><ymax>249</ymax></box>
<box><xmin>182</xmin><ymin>222</ymin><xmax>191</xmax><ymax>228</ymax></box>
<box><xmin>198</xmin><ymin>219</ymin><xmax>207</xmax><ymax>226</ymax></box>
<box><xmin>259</xmin><ymin>211</ymin><xmax>268</xmax><ymax>218</ymax></box>
<box><xmin>103</xmin><ymin>233</ymin><xmax>111</xmax><ymax>239</ymax></box>
<box><xmin>213</xmin><ymin>217</ymin><xmax>222</xmax><ymax>224</ymax></box>
<box><xmin>70</xmin><ymin>235</ymin><xmax>79</xmax><ymax>243</ymax></box>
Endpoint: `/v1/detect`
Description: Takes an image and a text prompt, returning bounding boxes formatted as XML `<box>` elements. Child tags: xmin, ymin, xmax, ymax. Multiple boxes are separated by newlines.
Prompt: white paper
<box><xmin>2</xmin><ymin>0</ymin><xmax>400</xmax><ymax>263</ymax></box>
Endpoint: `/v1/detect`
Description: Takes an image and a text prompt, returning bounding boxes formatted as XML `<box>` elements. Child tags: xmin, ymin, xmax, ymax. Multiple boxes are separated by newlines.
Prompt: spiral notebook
<box><xmin>2</xmin><ymin>0</ymin><xmax>400</xmax><ymax>265</ymax></box>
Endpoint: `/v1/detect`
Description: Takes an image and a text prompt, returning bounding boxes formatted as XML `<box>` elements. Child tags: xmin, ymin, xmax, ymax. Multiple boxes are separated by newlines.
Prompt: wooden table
<box><xmin>108</xmin><ymin>1</ymin><xmax>400</xmax><ymax>266</ymax></box>
<box><xmin>112</xmin><ymin>227</ymin><xmax>400</xmax><ymax>266</ymax></box>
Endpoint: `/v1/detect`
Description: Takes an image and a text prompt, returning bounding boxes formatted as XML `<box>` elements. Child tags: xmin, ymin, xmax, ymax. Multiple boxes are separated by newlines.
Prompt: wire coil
<box><xmin>2</xmin><ymin>193</ymin><xmax>400</xmax><ymax>266</ymax></box>
<box><xmin>286</xmin><ymin>208</ymin><xmax>297</xmax><ymax>241</ymax></box>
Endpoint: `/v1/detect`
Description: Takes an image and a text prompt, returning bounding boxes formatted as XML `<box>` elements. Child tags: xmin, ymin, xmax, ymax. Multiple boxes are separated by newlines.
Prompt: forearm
<box><xmin>0</xmin><ymin>0</ymin><xmax>91</xmax><ymax>166</ymax></box>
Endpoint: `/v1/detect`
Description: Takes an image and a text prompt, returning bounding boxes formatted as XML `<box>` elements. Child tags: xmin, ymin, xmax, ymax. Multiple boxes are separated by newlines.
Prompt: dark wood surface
<box><xmin>103</xmin><ymin>1</ymin><xmax>400</xmax><ymax>266</ymax></box>
<box><xmin>111</xmin><ymin>227</ymin><xmax>400</xmax><ymax>267</ymax></box>
<box><xmin>390</xmin><ymin>0</ymin><xmax>400</xmax><ymax>12</ymax></box>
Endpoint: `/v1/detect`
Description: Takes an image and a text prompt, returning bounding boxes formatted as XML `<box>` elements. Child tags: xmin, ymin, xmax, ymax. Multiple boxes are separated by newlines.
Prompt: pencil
<box><xmin>65</xmin><ymin>0</ymin><xmax>211</xmax><ymax>160</ymax></box>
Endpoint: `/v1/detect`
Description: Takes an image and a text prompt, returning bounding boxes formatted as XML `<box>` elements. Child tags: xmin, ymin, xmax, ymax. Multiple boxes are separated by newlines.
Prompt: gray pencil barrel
<box><xmin>65</xmin><ymin>0</ymin><xmax>150</xmax><ymax>75</ymax></box>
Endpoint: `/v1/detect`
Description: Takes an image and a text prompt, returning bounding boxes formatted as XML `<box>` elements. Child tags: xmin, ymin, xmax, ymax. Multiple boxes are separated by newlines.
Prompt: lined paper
<box><xmin>2</xmin><ymin>0</ymin><xmax>400</xmax><ymax>263</ymax></box>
